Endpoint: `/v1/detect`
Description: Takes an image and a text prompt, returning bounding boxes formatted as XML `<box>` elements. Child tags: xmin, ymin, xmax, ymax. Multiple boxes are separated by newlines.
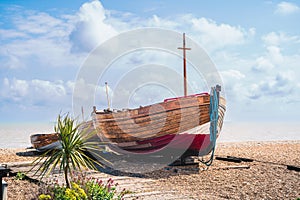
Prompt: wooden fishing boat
<box><xmin>91</xmin><ymin>33</ymin><xmax>226</xmax><ymax>161</ymax></box>
<box><xmin>30</xmin><ymin>133</ymin><xmax>61</xmax><ymax>152</ymax></box>
<box><xmin>92</xmin><ymin>90</ymin><xmax>225</xmax><ymax>156</ymax></box>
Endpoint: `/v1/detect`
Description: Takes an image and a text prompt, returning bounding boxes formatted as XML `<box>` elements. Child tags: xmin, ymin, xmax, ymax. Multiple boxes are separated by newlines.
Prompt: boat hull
<box><xmin>92</xmin><ymin>93</ymin><xmax>226</xmax><ymax>156</ymax></box>
<box><xmin>30</xmin><ymin>133</ymin><xmax>61</xmax><ymax>152</ymax></box>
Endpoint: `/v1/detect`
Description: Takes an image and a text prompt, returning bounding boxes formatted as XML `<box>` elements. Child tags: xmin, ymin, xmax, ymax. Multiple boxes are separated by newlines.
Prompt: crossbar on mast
<box><xmin>177</xmin><ymin>33</ymin><xmax>191</xmax><ymax>97</ymax></box>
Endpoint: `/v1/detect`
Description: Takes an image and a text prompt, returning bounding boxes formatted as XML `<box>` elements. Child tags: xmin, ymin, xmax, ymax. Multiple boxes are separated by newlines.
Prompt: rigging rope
<box><xmin>199</xmin><ymin>85</ymin><xmax>220</xmax><ymax>166</ymax></box>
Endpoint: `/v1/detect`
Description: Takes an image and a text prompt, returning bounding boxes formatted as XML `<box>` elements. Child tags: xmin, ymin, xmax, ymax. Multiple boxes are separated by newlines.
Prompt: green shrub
<box><xmin>38</xmin><ymin>175</ymin><xmax>129</xmax><ymax>200</ymax></box>
<box><xmin>85</xmin><ymin>178</ymin><xmax>117</xmax><ymax>200</ymax></box>
<box><xmin>15</xmin><ymin>172</ymin><xmax>26</xmax><ymax>180</ymax></box>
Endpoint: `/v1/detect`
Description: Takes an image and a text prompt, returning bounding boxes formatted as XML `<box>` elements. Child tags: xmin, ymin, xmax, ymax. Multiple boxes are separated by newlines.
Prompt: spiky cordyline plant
<box><xmin>32</xmin><ymin>114</ymin><xmax>107</xmax><ymax>188</ymax></box>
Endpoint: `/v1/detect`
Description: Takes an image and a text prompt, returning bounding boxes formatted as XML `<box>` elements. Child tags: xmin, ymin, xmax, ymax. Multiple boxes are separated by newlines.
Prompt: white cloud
<box><xmin>2</xmin><ymin>78</ymin><xmax>29</xmax><ymax>101</ymax></box>
<box><xmin>147</xmin><ymin>15</ymin><xmax>178</xmax><ymax>28</ymax></box>
<box><xmin>189</xmin><ymin>17</ymin><xmax>252</xmax><ymax>51</ymax></box>
<box><xmin>275</xmin><ymin>1</ymin><xmax>299</xmax><ymax>15</ymax></box>
<box><xmin>14</xmin><ymin>12</ymin><xmax>65</xmax><ymax>35</ymax></box>
<box><xmin>0</xmin><ymin>78</ymin><xmax>71</xmax><ymax>106</ymax></box>
<box><xmin>0</xmin><ymin>8</ymin><xmax>83</xmax><ymax>70</ymax></box>
<box><xmin>31</xmin><ymin>79</ymin><xmax>66</xmax><ymax>98</ymax></box>
<box><xmin>1</xmin><ymin>50</ymin><xmax>24</xmax><ymax>69</ymax></box>
<box><xmin>262</xmin><ymin>32</ymin><xmax>300</xmax><ymax>46</ymax></box>
<box><xmin>221</xmin><ymin>69</ymin><xmax>245</xmax><ymax>80</ymax></box>
<box><xmin>251</xmin><ymin>31</ymin><xmax>300</xmax><ymax>73</ymax></box>
<box><xmin>251</xmin><ymin>45</ymin><xmax>284</xmax><ymax>72</ymax></box>
<box><xmin>248</xmin><ymin>72</ymin><xmax>295</xmax><ymax>99</ymax></box>
<box><xmin>220</xmin><ymin>69</ymin><xmax>247</xmax><ymax>102</ymax></box>
<box><xmin>69</xmin><ymin>6</ymin><xmax>254</xmax><ymax>53</ymax></box>
<box><xmin>0</xmin><ymin>29</ymin><xmax>28</xmax><ymax>39</ymax></box>
<box><xmin>249</xmin><ymin>28</ymin><xmax>256</xmax><ymax>36</ymax></box>
<box><xmin>0</xmin><ymin>37</ymin><xmax>82</xmax><ymax>69</ymax></box>
<box><xmin>253</xmin><ymin>56</ymin><xmax>274</xmax><ymax>72</ymax></box>
<box><xmin>266</xmin><ymin>46</ymin><xmax>284</xmax><ymax>64</ymax></box>
<box><xmin>69</xmin><ymin>0</ymin><xmax>117</xmax><ymax>52</ymax></box>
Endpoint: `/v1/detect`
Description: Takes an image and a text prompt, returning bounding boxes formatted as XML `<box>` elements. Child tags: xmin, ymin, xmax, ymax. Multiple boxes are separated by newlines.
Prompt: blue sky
<box><xmin>0</xmin><ymin>0</ymin><xmax>299</xmax><ymax>123</ymax></box>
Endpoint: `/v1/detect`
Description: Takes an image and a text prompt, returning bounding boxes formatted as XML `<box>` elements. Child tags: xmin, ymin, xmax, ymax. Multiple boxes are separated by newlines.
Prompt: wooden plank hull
<box><xmin>92</xmin><ymin>93</ymin><xmax>226</xmax><ymax>155</ymax></box>
<box><xmin>30</xmin><ymin>133</ymin><xmax>61</xmax><ymax>151</ymax></box>
<box><xmin>30</xmin><ymin>120</ymin><xmax>99</xmax><ymax>152</ymax></box>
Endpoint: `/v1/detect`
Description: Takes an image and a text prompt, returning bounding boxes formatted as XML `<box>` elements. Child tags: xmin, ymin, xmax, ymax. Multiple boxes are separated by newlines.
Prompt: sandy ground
<box><xmin>1</xmin><ymin>141</ymin><xmax>300</xmax><ymax>199</ymax></box>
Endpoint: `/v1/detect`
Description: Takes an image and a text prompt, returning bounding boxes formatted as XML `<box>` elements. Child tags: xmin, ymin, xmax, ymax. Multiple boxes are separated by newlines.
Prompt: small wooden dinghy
<box><xmin>30</xmin><ymin>121</ymin><xmax>95</xmax><ymax>152</ymax></box>
<box><xmin>30</xmin><ymin>133</ymin><xmax>61</xmax><ymax>152</ymax></box>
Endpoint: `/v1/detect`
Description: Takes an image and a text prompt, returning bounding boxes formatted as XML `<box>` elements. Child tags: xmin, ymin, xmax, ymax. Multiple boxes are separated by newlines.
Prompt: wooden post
<box><xmin>105</xmin><ymin>82</ymin><xmax>111</xmax><ymax>110</ymax></box>
<box><xmin>178</xmin><ymin>33</ymin><xmax>191</xmax><ymax>97</ymax></box>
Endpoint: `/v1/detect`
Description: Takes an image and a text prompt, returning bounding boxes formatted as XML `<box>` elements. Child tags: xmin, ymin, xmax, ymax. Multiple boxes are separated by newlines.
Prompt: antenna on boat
<box><xmin>178</xmin><ymin>33</ymin><xmax>191</xmax><ymax>97</ymax></box>
<box><xmin>105</xmin><ymin>82</ymin><xmax>111</xmax><ymax>110</ymax></box>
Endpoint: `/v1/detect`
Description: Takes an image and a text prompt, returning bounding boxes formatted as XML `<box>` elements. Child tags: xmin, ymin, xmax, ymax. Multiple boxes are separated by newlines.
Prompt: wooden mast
<box><xmin>178</xmin><ymin>33</ymin><xmax>191</xmax><ymax>97</ymax></box>
<box><xmin>105</xmin><ymin>82</ymin><xmax>111</xmax><ymax>110</ymax></box>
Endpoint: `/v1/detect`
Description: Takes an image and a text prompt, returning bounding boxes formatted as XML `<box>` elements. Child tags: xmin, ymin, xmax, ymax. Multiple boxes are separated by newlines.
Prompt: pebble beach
<box><xmin>1</xmin><ymin>141</ymin><xmax>299</xmax><ymax>199</ymax></box>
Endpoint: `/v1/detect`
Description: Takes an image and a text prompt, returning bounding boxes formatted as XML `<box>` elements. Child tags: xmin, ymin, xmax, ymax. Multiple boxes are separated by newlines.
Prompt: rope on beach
<box><xmin>199</xmin><ymin>85</ymin><xmax>220</xmax><ymax>166</ymax></box>
<box><xmin>215</xmin><ymin>155</ymin><xmax>300</xmax><ymax>172</ymax></box>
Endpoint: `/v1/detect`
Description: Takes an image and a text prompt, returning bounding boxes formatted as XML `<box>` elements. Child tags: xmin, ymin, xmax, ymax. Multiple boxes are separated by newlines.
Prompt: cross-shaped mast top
<box><xmin>177</xmin><ymin>33</ymin><xmax>191</xmax><ymax>97</ymax></box>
